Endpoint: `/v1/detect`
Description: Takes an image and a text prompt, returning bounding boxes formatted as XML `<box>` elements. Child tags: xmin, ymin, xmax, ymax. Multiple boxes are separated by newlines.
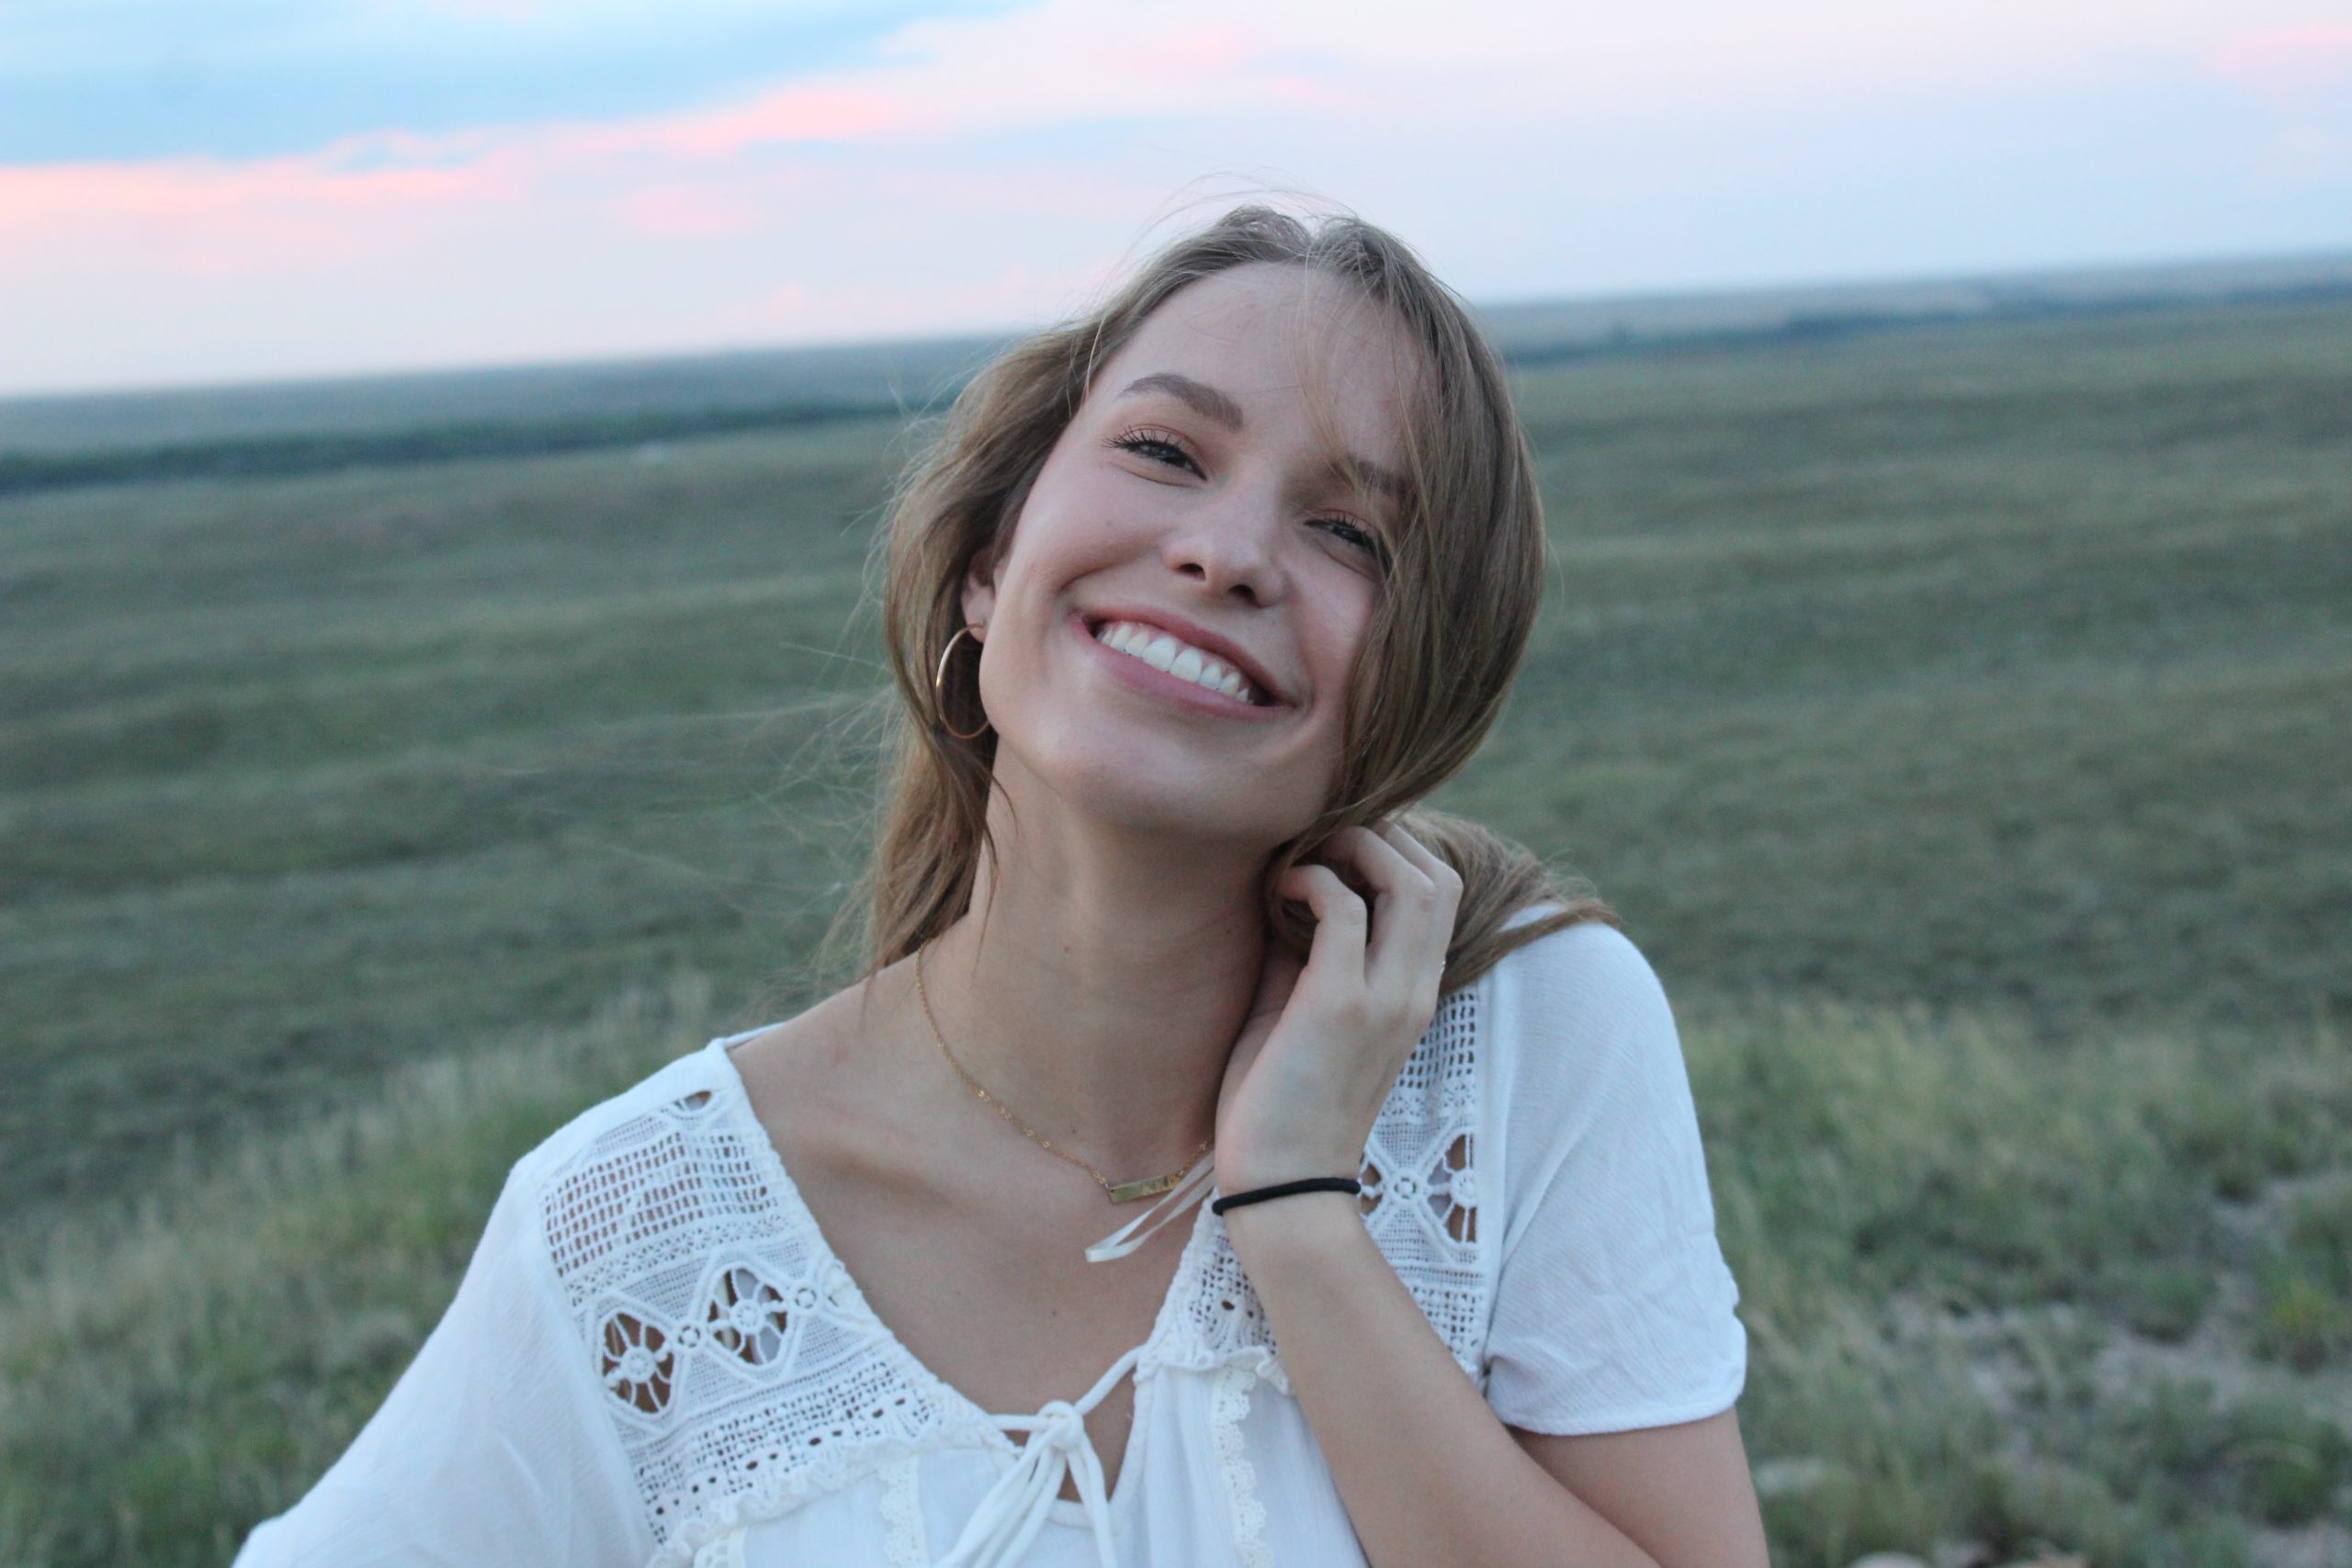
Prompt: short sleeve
<box><xmin>1481</xmin><ymin>918</ymin><xmax>1747</xmax><ymax>1435</ymax></box>
<box><xmin>232</xmin><ymin>1150</ymin><xmax>656</xmax><ymax>1567</ymax></box>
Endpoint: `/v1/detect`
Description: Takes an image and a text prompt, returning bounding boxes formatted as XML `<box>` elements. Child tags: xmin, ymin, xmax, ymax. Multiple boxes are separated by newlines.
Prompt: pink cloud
<box><xmin>0</xmin><ymin>143</ymin><xmax>510</xmax><ymax>236</ymax></box>
<box><xmin>557</xmin><ymin>87</ymin><xmax>920</xmax><ymax>160</ymax></box>
<box><xmin>615</xmin><ymin>186</ymin><xmax>763</xmax><ymax>238</ymax></box>
<box><xmin>2210</xmin><ymin>25</ymin><xmax>2352</xmax><ymax>99</ymax></box>
<box><xmin>0</xmin><ymin>137</ymin><xmax>525</xmax><ymax>276</ymax></box>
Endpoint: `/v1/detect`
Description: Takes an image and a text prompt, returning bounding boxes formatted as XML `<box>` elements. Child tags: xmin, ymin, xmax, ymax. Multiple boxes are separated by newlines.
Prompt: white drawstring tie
<box><xmin>1084</xmin><ymin>1155</ymin><xmax>1216</xmax><ymax>1264</ymax></box>
<box><xmin>933</xmin><ymin>1342</ymin><xmax>1145</xmax><ymax>1568</ymax></box>
<box><xmin>932</xmin><ymin>1155</ymin><xmax>1214</xmax><ymax>1566</ymax></box>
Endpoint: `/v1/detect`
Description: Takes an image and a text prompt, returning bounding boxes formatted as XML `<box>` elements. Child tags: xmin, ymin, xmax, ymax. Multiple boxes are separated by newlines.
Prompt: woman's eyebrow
<box><xmin>1117</xmin><ymin>371</ymin><xmax>1245</xmax><ymax>431</ymax></box>
<box><xmin>1117</xmin><ymin>370</ymin><xmax>1407</xmax><ymax>501</ymax></box>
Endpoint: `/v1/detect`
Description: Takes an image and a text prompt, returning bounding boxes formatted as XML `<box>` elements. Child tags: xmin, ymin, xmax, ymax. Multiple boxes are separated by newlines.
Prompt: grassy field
<box><xmin>2</xmin><ymin>292</ymin><xmax>2347</xmax><ymax>1564</ymax></box>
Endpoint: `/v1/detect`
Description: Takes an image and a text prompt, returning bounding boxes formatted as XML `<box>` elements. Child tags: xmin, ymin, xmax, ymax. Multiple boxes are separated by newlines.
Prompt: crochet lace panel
<box><xmin>541</xmin><ymin>1071</ymin><xmax>1006</xmax><ymax>1563</ymax></box>
<box><xmin>1159</xmin><ymin>979</ymin><xmax>1487</xmax><ymax>1393</ymax></box>
<box><xmin>539</xmin><ymin>978</ymin><xmax>1489</xmax><ymax>1556</ymax></box>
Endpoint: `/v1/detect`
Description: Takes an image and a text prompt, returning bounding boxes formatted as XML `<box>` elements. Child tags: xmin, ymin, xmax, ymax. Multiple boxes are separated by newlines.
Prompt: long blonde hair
<box><xmin>809</xmin><ymin>201</ymin><xmax>1616</xmax><ymax>999</ymax></box>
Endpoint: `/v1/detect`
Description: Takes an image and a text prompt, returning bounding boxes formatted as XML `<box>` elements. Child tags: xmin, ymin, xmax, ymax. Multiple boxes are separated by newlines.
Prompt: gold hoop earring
<box><xmin>932</xmin><ymin>622</ymin><xmax>990</xmax><ymax>741</ymax></box>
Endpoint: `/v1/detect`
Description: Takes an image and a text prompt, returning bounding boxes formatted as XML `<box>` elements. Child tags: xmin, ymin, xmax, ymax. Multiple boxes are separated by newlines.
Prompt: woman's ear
<box><xmin>959</xmin><ymin>544</ymin><xmax>1000</xmax><ymax>632</ymax></box>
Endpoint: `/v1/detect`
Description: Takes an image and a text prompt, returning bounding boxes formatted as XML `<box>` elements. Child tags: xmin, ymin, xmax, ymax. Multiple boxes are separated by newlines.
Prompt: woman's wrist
<box><xmin>1216</xmin><ymin>1181</ymin><xmax>1366</xmax><ymax>1260</ymax></box>
<box><xmin>1214</xmin><ymin>1138</ymin><xmax>1367</xmax><ymax>1199</ymax></box>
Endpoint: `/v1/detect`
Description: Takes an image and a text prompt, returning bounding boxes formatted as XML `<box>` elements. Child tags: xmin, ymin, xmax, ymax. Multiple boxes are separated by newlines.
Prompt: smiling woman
<box><xmin>232</xmin><ymin>201</ymin><xmax>1767</xmax><ymax>1568</ymax></box>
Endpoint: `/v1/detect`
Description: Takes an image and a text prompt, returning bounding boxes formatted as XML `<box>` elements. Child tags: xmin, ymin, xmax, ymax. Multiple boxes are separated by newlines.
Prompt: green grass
<box><xmin>0</xmin><ymin>976</ymin><xmax>722</xmax><ymax>1567</ymax></box>
<box><xmin>3</xmin><ymin>294</ymin><xmax>2349</xmax><ymax>1563</ymax></box>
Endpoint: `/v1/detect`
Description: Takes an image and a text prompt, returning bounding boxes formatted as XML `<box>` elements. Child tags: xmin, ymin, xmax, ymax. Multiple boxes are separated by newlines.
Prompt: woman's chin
<box><xmin>1040</xmin><ymin>756</ymin><xmax>1298</xmax><ymax>847</ymax></box>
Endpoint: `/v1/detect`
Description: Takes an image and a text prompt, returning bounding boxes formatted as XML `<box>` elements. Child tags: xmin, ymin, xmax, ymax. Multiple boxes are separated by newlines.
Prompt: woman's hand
<box><xmin>1214</xmin><ymin>818</ymin><xmax>1464</xmax><ymax>1195</ymax></box>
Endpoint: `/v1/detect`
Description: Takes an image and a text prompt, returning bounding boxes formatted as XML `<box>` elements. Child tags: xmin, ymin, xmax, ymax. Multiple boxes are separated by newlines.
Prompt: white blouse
<box><xmin>233</xmin><ymin>906</ymin><xmax>1746</xmax><ymax>1568</ymax></box>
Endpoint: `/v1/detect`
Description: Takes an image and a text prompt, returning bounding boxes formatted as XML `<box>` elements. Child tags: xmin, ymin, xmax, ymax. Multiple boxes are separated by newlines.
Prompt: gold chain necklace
<box><xmin>913</xmin><ymin>942</ymin><xmax>1213</xmax><ymax>1203</ymax></box>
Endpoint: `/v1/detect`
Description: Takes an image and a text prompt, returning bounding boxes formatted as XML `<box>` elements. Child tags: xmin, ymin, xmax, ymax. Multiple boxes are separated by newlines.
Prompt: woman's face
<box><xmin>962</xmin><ymin>261</ymin><xmax>1420</xmax><ymax>851</ymax></box>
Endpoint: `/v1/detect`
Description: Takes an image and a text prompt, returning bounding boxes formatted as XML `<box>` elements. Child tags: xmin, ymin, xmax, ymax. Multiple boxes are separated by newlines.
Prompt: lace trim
<box><xmin>879</xmin><ymin>1451</ymin><xmax>928</xmax><ymax>1566</ymax></box>
<box><xmin>689</xmin><ymin>1524</ymin><xmax>745</xmax><ymax>1568</ymax></box>
<box><xmin>1210</xmin><ymin>1364</ymin><xmax>1273</xmax><ymax>1568</ymax></box>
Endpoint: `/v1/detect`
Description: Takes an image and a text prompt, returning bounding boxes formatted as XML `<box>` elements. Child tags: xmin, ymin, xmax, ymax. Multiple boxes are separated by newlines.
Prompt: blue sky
<box><xmin>3</xmin><ymin>0</ymin><xmax>2347</xmax><ymax>396</ymax></box>
<box><xmin>0</xmin><ymin>0</ymin><xmax>969</xmax><ymax>161</ymax></box>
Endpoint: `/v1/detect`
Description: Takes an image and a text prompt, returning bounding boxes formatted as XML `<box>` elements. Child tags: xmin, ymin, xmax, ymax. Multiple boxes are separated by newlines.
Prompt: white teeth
<box><xmin>1091</xmin><ymin>619</ymin><xmax>1259</xmax><ymax>705</ymax></box>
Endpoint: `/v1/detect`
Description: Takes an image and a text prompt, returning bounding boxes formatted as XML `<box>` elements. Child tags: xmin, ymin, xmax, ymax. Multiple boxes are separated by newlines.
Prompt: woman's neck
<box><xmin>905</xmin><ymin>777</ymin><xmax>1276</xmax><ymax>1182</ymax></box>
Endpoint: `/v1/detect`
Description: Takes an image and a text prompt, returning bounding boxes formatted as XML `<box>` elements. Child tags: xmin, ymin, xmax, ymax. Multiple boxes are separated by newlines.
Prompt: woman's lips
<box><xmin>1069</xmin><ymin>610</ymin><xmax>1290</xmax><ymax>722</ymax></box>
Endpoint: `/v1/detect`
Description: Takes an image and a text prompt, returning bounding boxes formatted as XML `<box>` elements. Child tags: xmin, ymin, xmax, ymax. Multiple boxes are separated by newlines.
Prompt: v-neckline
<box><xmin>702</xmin><ymin>1029</ymin><xmax>1217</xmax><ymax>1518</ymax></box>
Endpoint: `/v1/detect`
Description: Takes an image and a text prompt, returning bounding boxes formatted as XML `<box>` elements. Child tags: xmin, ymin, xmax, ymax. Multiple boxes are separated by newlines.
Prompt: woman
<box><xmin>235</xmin><ymin>203</ymin><xmax>1768</xmax><ymax>1567</ymax></box>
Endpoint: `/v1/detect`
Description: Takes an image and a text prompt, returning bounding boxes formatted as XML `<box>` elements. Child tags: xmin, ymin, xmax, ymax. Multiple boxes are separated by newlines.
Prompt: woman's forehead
<box><xmin>1092</xmin><ymin>267</ymin><xmax>1422</xmax><ymax>447</ymax></box>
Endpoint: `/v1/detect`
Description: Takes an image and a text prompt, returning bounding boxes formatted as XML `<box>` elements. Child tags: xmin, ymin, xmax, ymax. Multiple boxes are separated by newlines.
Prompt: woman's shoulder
<box><xmin>1482</xmin><ymin>903</ymin><xmax>1671</xmax><ymax>1038</ymax></box>
<box><xmin>1476</xmin><ymin>904</ymin><xmax>1689</xmax><ymax>1142</ymax></box>
<box><xmin>505</xmin><ymin>1032</ymin><xmax>773</xmax><ymax>1269</ymax></box>
<box><xmin>515</xmin><ymin>1034</ymin><xmax>740</xmax><ymax>1177</ymax></box>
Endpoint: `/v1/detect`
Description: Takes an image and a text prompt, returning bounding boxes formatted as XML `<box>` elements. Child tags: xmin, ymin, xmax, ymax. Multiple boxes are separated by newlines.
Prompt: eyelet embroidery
<box><xmin>703</xmin><ymin>1265</ymin><xmax>796</xmax><ymax>1368</ymax></box>
<box><xmin>601</xmin><ymin>1308</ymin><xmax>677</xmax><ymax>1416</ymax></box>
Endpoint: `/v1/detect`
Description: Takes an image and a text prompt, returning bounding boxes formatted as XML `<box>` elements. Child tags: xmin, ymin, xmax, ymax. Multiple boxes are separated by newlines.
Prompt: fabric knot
<box><xmin>1034</xmin><ymin>1400</ymin><xmax>1088</xmax><ymax>1454</ymax></box>
<box><xmin>937</xmin><ymin>1345</ymin><xmax>1144</xmax><ymax>1568</ymax></box>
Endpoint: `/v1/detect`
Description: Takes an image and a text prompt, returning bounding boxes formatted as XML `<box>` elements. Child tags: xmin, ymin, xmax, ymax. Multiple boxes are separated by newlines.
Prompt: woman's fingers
<box><xmin>1378</xmin><ymin>824</ymin><xmax>1464</xmax><ymax>924</ymax></box>
<box><xmin>1376</xmin><ymin>819</ymin><xmax>1461</xmax><ymax>898</ymax></box>
<box><xmin>1278</xmin><ymin>862</ymin><xmax>1367</xmax><ymax>984</ymax></box>
<box><xmin>1305</xmin><ymin>822</ymin><xmax>1441</xmax><ymax>994</ymax></box>
<box><xmin>1377</xmin><ymin>821</ymin><xmax>1463</xmax><ymax>998</ymax></box>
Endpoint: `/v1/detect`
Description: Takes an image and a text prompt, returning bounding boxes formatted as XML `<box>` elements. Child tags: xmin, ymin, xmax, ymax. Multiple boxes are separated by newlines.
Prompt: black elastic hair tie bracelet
<box><xmin>1210</xmin><ymin>1177</ymin><xmax>1363</xmax><ymax>1215</ymax></box>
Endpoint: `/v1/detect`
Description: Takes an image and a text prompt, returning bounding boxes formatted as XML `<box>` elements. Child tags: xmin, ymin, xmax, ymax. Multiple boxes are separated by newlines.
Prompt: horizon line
<box><xmin>7</xmin><ymin>240</ymin><xmax>2349</xmax><ymax>409</ymax></box>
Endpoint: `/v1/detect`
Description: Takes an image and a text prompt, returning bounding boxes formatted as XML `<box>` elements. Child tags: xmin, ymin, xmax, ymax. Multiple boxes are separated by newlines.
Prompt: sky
<box><xmin>3</xmin><ymin>0</ymin><xmax>2348</xmax><ymax>397</ymax></box>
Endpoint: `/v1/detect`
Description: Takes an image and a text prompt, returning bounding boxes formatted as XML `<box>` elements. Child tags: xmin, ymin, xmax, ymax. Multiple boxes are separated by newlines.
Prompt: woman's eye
<box><xmin>1108</xmin><ymin>429</ymin><xmax>1199</xmax><ymax>473</ymax></box>
<box><xmin>1320</xmin><ymin>518</ymin><xmax>1391</xmax><ymax>569</ymax></box>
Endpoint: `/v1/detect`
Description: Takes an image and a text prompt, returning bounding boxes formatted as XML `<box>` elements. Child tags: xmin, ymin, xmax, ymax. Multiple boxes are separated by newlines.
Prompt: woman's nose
<box><xmin>1159</xmin><ymin>483</ymin><xmax>1288</xmax><ymax>605</ymax></box>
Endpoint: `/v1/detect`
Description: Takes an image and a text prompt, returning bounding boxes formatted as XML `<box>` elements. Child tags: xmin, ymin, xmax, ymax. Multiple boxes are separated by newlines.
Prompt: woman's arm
<box><xmin>232</xmin><ymin>1152</ymin><xmax>654</xmax><ymax>1567</ymax></box>
<box><xmin>1224</xmin><ymin>1195</ymin><xmax>1767</xmax><ymax>1568</ymax></box>
<box><xmin>1215</xmin><ymin>821</ymin><xmax>1766</xmax><ymax>1567</ymax></box>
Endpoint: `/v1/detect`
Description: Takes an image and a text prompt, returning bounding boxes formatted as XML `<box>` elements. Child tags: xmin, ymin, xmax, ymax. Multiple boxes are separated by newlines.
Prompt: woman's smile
<box><xmin>1068</xmin><ymin>608</ymin><xmax>1293</xmax><ymax>723</ymax></box>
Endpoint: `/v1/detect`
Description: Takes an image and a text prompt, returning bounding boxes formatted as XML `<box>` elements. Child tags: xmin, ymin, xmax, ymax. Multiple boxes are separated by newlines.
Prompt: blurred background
<box><xmin>2</xmin><ymin>3</ymin><xmax>2347</xmax><ymax>1563</ymax></box>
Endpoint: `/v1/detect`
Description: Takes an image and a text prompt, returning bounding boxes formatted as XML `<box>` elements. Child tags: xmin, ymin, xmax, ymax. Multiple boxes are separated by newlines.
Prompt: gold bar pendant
<box><xmin>1107</xmin><ymin>1170</ymin><xmax>1186</xmax><ymax>1203</ymax></box>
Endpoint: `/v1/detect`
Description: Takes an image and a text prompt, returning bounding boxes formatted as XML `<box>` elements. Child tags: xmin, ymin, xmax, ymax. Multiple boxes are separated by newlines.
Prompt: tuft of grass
<box><xmin>2248</xmin><ymin>1182</ymin><xmax>2352</xmax><ymax>1371</ymax></box>
<box><xmin>2251</xmin><ymin>1269</ymin><xmax>2352</xmax><ymax>1372</ymax></box>
<box><xmin>2121</xmin><ymin>1262</ymin><xmax>2216</xmax><ymax>1343</ymax></box>
<box><xmin>2228</xmin><ymin>1395</ymin><xmax>2351</xmax><ymax>1527</ymax></box>
<box><xmin>2079</xmin><ymin>1377</ymin><xmax>2350</xmax><ymax>1527</ymax></box>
